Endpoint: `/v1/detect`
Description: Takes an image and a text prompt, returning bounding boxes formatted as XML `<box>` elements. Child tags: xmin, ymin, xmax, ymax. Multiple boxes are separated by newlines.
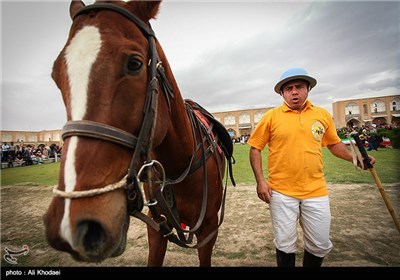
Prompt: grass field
<box><xmin>1</xmin><ymin>144</ymin><xmax>399</xmax><ymax>186</ymax></box>
<box><xmin>232</xmin><ymin>144</ymin><xmax>400</xmax><ymax>184</ymax></box>
<box><xmin>1</xmin><ymin>144</ymin><xmax>399</xmax><ymax>268</ymax></box>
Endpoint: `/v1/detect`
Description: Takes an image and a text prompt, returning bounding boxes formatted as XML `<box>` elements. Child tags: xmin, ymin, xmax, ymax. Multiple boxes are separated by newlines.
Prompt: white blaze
<box><xmin>66</xmin><ymin>25</ymin><xmax>102</xmax><ymax>120</ymax></box>
<box><xmin>60</xmin><ymin>26</ymin><xmax>102</xmax><ymax>247</ymax></box>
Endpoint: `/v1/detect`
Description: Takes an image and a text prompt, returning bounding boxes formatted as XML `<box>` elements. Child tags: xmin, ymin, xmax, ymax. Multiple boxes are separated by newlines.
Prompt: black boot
<box><xmin>276</xmin><ymin>248</ymin><xmax>296</xmax><ymax>267</ymax></box>
<box><xmin>302</xmin><ymin>250</ymin><xmax>324</xmax><ymax>267</ymax></box>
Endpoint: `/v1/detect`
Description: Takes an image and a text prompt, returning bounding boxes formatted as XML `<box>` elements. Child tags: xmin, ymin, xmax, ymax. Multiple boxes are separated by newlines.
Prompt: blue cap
<box><xmin>274</xmin><ymin>68</ymin><xmax>317</xmax><ymax>93</ymax></box>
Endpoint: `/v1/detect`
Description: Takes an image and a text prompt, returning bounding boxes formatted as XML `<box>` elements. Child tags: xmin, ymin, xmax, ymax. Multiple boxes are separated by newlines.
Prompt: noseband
<box><xmin>55</xmin><ymin>3</ymin><xmax>174</xmax><ymax>213</ymax></box>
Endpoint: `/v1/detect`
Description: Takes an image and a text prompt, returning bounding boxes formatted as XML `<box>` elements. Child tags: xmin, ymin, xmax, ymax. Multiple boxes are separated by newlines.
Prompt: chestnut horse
<box><xmin>43</xmin><ymin>0</ymin><xmax>235</xmax><ymax>267</ymax></box>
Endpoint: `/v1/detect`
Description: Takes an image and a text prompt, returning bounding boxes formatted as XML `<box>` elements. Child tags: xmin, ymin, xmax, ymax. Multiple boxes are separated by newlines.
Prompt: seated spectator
<box><xmin>7</xmin><ymin>154</ymin><xmax>14</xmax><ymax>168</ymax></box>
<box><xmin>367</xmin><ymin>134</ymin><xmax>382</xmax><ymax>151</ymax></box>
<box><xmin>34</xmin><ymin>151</ymin><xmax>44</xmax><ymax>164</ymax></box>
<box><xmin>22</xmin><ymin>147</ymin><xmax>33</xmax><ymax>165</ymax></box>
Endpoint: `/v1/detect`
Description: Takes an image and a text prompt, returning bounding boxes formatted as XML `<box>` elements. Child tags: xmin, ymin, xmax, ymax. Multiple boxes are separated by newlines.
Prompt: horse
<box><xmin>43</xmin><ymin>0</ymin><xmax>235</xmax><ymax>267</ymax></box>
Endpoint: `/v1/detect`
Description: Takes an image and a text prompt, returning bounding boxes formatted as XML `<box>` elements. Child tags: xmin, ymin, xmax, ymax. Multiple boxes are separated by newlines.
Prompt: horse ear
<box><xmin>146</xmin><ymin>0</ymin><xmax>162</xmax><ymax>20</ymax></box>
<box><xmin>127</xmin><ymin>0</ymin><xmax>161</xmax><ymax>22</ymax></box>
<box><xmin>69</xmin><ymin>0</ymin><xmax>85</xmax><ymax>19</ymax></box>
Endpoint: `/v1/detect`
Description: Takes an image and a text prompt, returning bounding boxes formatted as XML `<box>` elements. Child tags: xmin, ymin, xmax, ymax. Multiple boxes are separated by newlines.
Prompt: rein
<box><xmin>55</xmin><ymin>3</ymin><xmax>230</xmax><ymax>249</ymax></box>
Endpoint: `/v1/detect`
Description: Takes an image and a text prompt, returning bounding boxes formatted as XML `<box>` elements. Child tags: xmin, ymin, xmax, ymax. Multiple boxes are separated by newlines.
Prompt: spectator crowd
<box><xmin>1</xmin><ymin>142</ymin><xmax>62</xmax><ymax>168</ymax></box>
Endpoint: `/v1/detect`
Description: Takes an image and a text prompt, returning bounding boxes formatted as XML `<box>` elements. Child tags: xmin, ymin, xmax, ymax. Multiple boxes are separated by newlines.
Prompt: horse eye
<box><xmin>126</xmin><ymin>56</ymin><xmax>143</xmax><ymax>74</ymax></box>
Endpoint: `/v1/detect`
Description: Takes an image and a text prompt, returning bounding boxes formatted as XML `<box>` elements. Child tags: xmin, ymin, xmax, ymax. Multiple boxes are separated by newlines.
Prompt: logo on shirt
<box><xmin>311</xmin><ymin>121</ymin><xmax>325</xmax><ymax>141</ymax></box>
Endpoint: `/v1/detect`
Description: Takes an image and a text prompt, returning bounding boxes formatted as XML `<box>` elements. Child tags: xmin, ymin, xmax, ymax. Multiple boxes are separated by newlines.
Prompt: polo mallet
<box><xmin>350</xmin><ymin>131</ymin><xmax>400</xmax><ymax>234</ymax></box>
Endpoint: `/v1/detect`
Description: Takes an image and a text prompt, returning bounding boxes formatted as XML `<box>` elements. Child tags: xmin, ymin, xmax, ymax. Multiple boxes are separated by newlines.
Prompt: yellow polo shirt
<box><xmin>247</xmin><ymin>101</ymin><xmax>341</xmax><ymax>199</ymax></box>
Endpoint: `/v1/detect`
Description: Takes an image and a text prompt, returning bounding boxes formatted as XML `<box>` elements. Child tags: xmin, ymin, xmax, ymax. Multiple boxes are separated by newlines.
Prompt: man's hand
<box><xmin>256</xmin><ymin>181</ymin><xmax>272</xmax><ymax>204</ymax></box>
<box><xmin>359</xmin><ymin>155</ymin><xmax>376</xmax><ymax>170</ymax></box>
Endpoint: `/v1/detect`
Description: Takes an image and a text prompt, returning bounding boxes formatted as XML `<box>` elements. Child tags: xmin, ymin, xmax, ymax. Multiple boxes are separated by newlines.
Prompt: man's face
<box><xmin>281</xmin><ymin>79</ymin><xmax>309</xmax><ymax>111</ymax></box>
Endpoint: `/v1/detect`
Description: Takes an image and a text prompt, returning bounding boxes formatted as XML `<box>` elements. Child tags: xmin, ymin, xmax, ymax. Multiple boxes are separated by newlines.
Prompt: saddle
<box><xmin>185</xmin><ymin>99</ymin><xmax>235</xmax><ymax>186</ymax></box>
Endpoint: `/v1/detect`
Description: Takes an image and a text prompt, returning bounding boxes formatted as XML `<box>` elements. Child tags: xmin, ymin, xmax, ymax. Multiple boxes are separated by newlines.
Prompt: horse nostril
<box><xmin>77</xmin><ymin>221</ymin><xmax>106</xmax><ymax>252</ymax></box>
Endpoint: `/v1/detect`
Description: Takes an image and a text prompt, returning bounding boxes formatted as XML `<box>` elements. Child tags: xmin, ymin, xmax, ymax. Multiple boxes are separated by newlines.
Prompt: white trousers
<box><xmin>269</xmin><ymin>190</ymin><xmax>333</xmax><ymax>258</ymax></box>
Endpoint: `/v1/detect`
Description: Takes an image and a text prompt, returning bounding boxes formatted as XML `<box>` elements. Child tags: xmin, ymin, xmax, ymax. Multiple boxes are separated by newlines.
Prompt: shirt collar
<box><xmin>282</xmin><ymin>100</ymin><xmax>314</xmax><ymax>112</ymax></box>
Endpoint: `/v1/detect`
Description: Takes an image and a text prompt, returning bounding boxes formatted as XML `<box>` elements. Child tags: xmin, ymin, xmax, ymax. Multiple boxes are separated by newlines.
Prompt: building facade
<box><xmin>0</xmin><ymin>107</ymin><xmax>274</xmax><ymax>146</ymax></box>
<box><xmin>332</xmin><ymin>95</ymin><xmax>400</xmax><ymax>129</ymax></box>
<box><xmin>1</xmin><ymin>129</ymin><xmax>63</xmax><ymax>146</ymax></box>
<box><xmin>211</xmin><ymin>107</ymin><xmax>272</xmax><ymax>139</ymax></box>
<box><xmin>1</xmin><ymin>107</ymin><xmax>272</xmax><ymax>146</ymax></box>
<box><xmin>5</xmin><ymin>95</ymin><xmax>398</xmax><ymax>146</ymax></box>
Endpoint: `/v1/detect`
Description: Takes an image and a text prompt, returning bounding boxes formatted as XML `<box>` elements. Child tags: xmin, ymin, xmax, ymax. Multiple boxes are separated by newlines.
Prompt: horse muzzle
<box><xmin>43</xmin><ymin>191</ymin><xmax>130</xmax><ymax>263</ymax></box>
<box><xmin>74</xmin><ymin>215</ymin><xmax>129</xmax><ymax>262</ymax></box>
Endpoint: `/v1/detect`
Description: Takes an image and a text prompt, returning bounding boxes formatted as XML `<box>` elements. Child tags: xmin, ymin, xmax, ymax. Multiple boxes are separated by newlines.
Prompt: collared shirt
<box><xmin>247</xmin><ymin>100</ymin><xmax>341</xmax><ymax>199</ymax></box>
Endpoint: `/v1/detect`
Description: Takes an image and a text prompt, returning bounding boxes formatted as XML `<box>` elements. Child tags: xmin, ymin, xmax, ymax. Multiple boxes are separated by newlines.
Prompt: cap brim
<box><xmin>274</xmin><ymin>75</ymin><xmax>317</xmax><ymax>94</ymax></box>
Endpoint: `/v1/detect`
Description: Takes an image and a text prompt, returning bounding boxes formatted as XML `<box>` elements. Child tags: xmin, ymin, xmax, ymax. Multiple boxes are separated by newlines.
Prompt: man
<box><xmin>247</xmin><ymin>68</ymin><xmax>375</xmax><ymax>267</ymax></box>
<box><xmin>2</xmin><ymin>142</ymin><xmax>10</xmax><ymax>162</ymax></box>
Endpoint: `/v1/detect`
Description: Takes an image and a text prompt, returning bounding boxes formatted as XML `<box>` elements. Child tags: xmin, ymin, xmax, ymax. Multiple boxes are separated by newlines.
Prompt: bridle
<box><xmin>53</xmin><ymin>3</ymin><xmax>228</xmax><ymax>249</ymax></box>
<box><xmin>56</xmin><ymin>2</ymin><xmax>173</xmax><ymax>209</ymax></box>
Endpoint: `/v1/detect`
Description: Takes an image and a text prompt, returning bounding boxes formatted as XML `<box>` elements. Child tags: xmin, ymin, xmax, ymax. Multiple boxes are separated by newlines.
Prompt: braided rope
<box><xmin>53</xmin><ymin>175</ymin><xmax>128</xmax><ymax>199</ymax></box>
<box><xmin>348</xmin><ymin>139</ymin><xmax>364</xmax><ymax>170</ymax></box>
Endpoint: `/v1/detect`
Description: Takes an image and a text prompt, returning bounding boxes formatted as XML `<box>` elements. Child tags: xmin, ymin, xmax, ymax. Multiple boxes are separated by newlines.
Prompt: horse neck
<box><xmin>156</xmin><ymin>45</ymin><xmax>196</xmax><ymax>171</ymax></box>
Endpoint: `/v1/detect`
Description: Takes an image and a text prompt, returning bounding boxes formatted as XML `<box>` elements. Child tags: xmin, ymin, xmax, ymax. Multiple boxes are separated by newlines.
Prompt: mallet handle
<box><xmin>350</xmin><ymin>132</ymin><xmax>373</xmax><ymax>168</ymax></box>
<box><xmin>350</xmin><ymin>132</ymin><xmax>400</xmax><ymax>234</ymax></box>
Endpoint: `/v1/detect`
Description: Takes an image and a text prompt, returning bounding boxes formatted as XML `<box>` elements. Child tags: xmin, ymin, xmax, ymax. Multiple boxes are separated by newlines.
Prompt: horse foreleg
<box><xmin>196</xmin><ymin>228</ymin><xmax>218</xmax><ymax>267</ymax></box>
<box><xmin>146</xmin><ymin>225</ymin><xmax>168</xmax><ymax>266</ymax></box>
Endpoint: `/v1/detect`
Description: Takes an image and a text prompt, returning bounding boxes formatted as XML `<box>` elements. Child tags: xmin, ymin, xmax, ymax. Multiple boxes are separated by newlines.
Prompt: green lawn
<box><xmin>1</xmin><ymin>145</ymin><xmax>399</xmax><ymax>186</ymax></box>
<box><xmin>1</xmin><ymin>162</ymin><xmax>61</xmax><ymax>186</ymax></box>
<box><xmin>231</xmin><ymin>144</ymin><xmax>400</xmax><ymax>184</ymax></box>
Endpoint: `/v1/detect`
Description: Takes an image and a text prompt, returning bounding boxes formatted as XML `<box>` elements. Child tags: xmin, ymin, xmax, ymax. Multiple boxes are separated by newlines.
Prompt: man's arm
<box><xmin>249</xmin><ymin>147</ymin><xmax>266</xmax><ymax>184</ymax></box>
<box><xmin>327</xmin><ymin>141</ymin><xmax>376</xmax><ymax>168</ymax></box>
<box><xmin>249</xmin><ymin>146</ymin><xmax>272</xmax><ymax>203</ymax></box>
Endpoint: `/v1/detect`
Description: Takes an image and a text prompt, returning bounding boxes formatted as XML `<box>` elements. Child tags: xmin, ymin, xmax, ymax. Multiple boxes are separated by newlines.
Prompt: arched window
<box><xmin>254</xmin><ymin>112</ymin><xmax>264</xmax><ymax>124</ymax></box>
<box><xmin>345</xmin><ymin>102</ymin><xmax>359</xmax><ymax>115</ymax></box>
<box><xmin>391</xmin><ymin>98</ymin><xmax>400</xmax><ymax>111</ymax></box>
<box><xmin>239</xmin><ymin>113</ymin><xmax>250</xmax><ymax>124</ymax></box>
<box><xmin>370</xmin><ymin>100</ymin><xmax>385</xmax><ymax>113</ymax></box>
<box><xmin>224</xmin><ymin>114</ymin><xmax>236</xmax><ymax>125</ymax></box>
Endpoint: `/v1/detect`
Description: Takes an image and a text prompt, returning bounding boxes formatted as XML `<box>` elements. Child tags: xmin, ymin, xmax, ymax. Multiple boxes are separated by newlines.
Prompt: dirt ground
<box><xmin>1</xmin><ymin>183</ymin><xmax>399</xmax><ymax>268</ymax></box>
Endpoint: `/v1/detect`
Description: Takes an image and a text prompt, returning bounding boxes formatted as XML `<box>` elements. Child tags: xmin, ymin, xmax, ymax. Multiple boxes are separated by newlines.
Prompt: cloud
<box><xmin>1</xmin><ymin>1</ymin><xmax>399</xmax><ymax>131</ymax></box>
<box><xmin>358</xmin><ymin>78</ymin><xmax>400</xmax><ymax>91</ymax></box>
<box><xmin>173</xmin><ymin>1</ymin><xmax>399</xmax><ymax>114</ymax></box>
<box><xmin>2</xmin><ymin>80</ymin><xmax>66</xmax><ymax>131</ymax></box>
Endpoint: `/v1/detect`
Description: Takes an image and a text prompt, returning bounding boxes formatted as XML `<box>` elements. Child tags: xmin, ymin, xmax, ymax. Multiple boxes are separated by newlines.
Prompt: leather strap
<box><xmin>73</xmin><ymin>3</ymin><xmax>155</xmax><ymax>38</ymax></box>
<box><xmin>62</xmin><ymin>120</ymin><xmax>138</xmax><ymax>149</ymax></box>
<box><xmin>348</xmin><ymin>138</ymin><xmax>364</xmax><ymax>170</ymax></box>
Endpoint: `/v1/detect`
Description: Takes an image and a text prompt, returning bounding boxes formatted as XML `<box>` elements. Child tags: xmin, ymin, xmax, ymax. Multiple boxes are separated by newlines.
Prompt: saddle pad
<box><xmin>185</xmin><ymin>99</ymin><xmax>234</xmax><ymax>161</ymax></box>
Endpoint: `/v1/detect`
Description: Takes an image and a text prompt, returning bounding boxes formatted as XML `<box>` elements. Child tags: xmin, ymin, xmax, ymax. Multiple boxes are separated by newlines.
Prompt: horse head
<box><xmin>45</xmin><ymin>0</ymin><xmax>233</xmax><ymax>266</ymax></box>
<box><xmin>43</xmin><ymin>0</ymin><xmax>182</xmax><ymax>262</ymax></box>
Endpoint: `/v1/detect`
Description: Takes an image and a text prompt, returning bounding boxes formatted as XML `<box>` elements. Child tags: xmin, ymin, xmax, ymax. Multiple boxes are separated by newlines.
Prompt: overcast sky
<box><xmin>1</xmin><ymin>0</ymin><xmax>399</xmax><ymax>131</ymax></box>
